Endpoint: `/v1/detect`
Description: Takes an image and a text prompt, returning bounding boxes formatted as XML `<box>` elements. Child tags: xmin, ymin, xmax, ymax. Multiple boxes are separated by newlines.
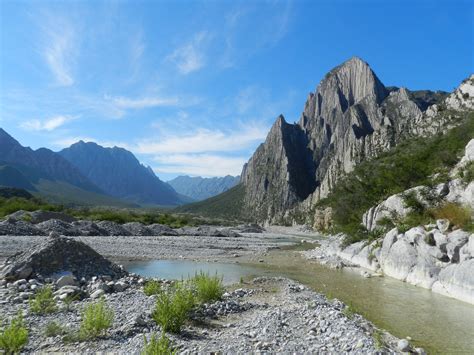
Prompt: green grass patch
<box><xmin>190</xmin><ymin>272</ymin><xmax>224</xmax><ymax>303</ymax></box>
<box><xmin>143</xmin><ymin>280</ymin><xmax>162</xmax><ymax>297</ymax></box>
<box><xmin>152</xmin><ymin>282</ymin><xmax>195</xmax><ymax>333</ymax></box>
<box><xmin>79</xmin><ymin>298</ymin><xmax>114</xmax><ymax>339</ymax></box>
<box><xmin>29</xmin><ymin>285</ymin><xmax>57</xmax><ymax>315</ymax></box>
<box><xmin>0</xmin><ymin>313</ymin><xmax>28</xmax><ymax>354</ymax></box>
<box><xmin>142</xmin><ymin>333</ymin><xmax>176</xmax><ymax>355</ymax></box>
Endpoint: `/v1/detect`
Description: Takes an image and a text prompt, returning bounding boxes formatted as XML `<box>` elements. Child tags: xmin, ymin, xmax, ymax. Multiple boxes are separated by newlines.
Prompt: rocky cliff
<box><xmin>241</xmin><ymin>57</ymin><xmax>468</xmax><ymax>223</ymax></box>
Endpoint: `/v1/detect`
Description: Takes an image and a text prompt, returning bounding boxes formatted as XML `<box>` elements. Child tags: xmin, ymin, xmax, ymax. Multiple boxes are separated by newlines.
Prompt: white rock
<box><xmin>56</xmin><ymin>275</ymin><xmax>76</xmax><ymax>288</ymax></box>
<box><xmin>382</xmin><ymin>239</ymin><xmax>417</xmax><ymax>281</ymax></box>
<box><xmin>432</xmin><ymin>259</ymin><xmax>474</xmax><ymax>305</ymax></box>
<box><xmin>436</xmin><ymin>219</ymin><xmax>450</xmax><ymax>233</ymax></box>
<box><xmin>397</xmin><ymin>339</ymin><xmax>410</xmax><ymax>352</ymax></box>
<box><xmin>90</xmin><ymin>289</ymin><xmax>105</xmax><ymax>299</ymax></box>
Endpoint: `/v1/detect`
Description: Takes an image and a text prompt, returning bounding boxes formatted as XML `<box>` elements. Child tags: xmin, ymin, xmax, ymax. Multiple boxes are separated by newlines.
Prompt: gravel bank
<box><xmin>0</xmin><ymin>276</ymin><xmax>410</xmax><ymax>354</ymax></box>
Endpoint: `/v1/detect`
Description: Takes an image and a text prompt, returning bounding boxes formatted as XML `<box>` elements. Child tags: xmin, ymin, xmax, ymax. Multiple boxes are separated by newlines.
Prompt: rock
<box><xmin>49</xmin><ymin>231</ymin><xmax>60</xmax><ymax>239</ymax></box>
<box><xmin>430</xmin><ymin>229</ymin><xmax>447</xmax><ymax>247</ymax></box>
<box><xmin>56</xmin><ymin>275</ymin><xmax>76</xmax><ymax>288</ymax></box>
<box><xmin>95</xmin><ymin>221</ymin><xmax>131</xmax><ymax>236</ymax></box>
<box><xmin>0</xmin><ymin>236</ymin><xmax>127</xmax><ymax>281</ymax></box>
<box><xmin>72</xmin><ymin>220</ymin><xmax>108</xmax><ymax>236</ymax></box>
<box><xmin>148</xmin><ymin>224</ymin><xmax>178</xmax><ymax>236</ymax></box>
<box><xmin>123</xmin><ymin>222</ymin><xmax>152</xmax><ymax>236</ymax></box>
<box><xmin>36</xmin><ymin>219</ymin><xmax>80</xmax><ymax>236</ymax></box>
<box><xmin>446</xmin><ymin>230</ymin><xmax>470</xmax><ymax>263</ymax></box>
<box><xmin>436</xmin><ymin>219</ymin><xmax>450</xmax><ymax>233</ymax></box>
<box><xmin>0</xmin><ymin>219</ymin><xmax>45</xmax><ymax>236</ymax></box>
<box><xmin>382</xmin><ymin>239</ymin><xmax>417</xmax><ymax>281</ymax></box>
<box><xmin>113</xmin><ymin>281</ymin><xmax>128</xmax><ymax>292</ymax></box>
<box><xmin>397</xmin><ymin>339</ymin><xmax>410</xmax><ymax>352</ymax></box>
<box><xmin>432</xmin><ymin>259</ymin><xmax>474</xmax><ymax>304</ymax></box>
<box><xmin>90</xmin><ymin>289</ymin><xmax>105</xmax><ymax>299</ymax></box>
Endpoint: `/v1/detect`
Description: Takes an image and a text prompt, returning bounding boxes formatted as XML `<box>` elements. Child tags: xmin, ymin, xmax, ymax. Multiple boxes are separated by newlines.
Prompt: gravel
<box><xmin>0</xmin><ymin>276</ymin><xmax>408</xmax><ymax>353</ymax></box>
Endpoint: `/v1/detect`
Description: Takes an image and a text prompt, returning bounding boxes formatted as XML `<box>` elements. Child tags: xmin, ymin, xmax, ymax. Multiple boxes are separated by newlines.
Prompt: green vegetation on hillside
<box><xmin>0</xmin><ymin>196</ymin><xmax>61</xmax><ymax>218</ymax></box>
<box><xmin>174</xmin><ymin>183</ymin><xmax>246</xmax><ymax>221</ymax></box>
<box><xmin>317</xmin><ymin>112</ymin><xmax>474</xmax><ymax>244</ymax></box>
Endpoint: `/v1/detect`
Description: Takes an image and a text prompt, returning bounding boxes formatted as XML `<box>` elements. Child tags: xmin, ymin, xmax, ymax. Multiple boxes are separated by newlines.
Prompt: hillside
<box><xmin>175</xmin><ymin>183</ymin><xmax>246</xmax><ymax>221</ymax></box>
<box><xmin>59</xmin><ymin>141</ymin><xmax>182</xmax><ymax>206</ymax></box>
<box><xmin>167</xmin><ymin>175</ymin><xmax>239</xmax><ymax>201</ymax></box>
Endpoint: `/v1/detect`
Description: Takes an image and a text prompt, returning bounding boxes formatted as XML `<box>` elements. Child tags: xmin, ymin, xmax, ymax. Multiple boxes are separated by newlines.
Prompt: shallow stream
<box><xmin>125</xmin><ymin>240</ymin><xmax>474</xmax><ymax>354</ymax></box>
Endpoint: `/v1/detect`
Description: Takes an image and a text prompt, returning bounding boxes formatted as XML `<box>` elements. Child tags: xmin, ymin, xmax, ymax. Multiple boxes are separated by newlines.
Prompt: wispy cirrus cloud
<box><xmin>20</xmin><ymin>115</ymin><xmax>76</xmax><ymax>131</ymax></box>
<box><xmin>135</xmin><ymin>125</ymin><xmax>267</xmax><ymax>155</ymax></box>
<box><xmin>153</xmin><ymin>153</ymin><xmax>245</xmax><ymax>177</ymax></box>
<box><xmin>166</xmin><ymin>31</ymin><xmax>211</xmax><ymax>74</ymax></box>
<box><xmin>105</xmin><ymin>94</ymin><xmax>180</xmax><ymax>109</ymax></box>
<box><xmin>39</xmin><ymin>15</ymin><xmax>78</xmax><ymax>86</ymax></box>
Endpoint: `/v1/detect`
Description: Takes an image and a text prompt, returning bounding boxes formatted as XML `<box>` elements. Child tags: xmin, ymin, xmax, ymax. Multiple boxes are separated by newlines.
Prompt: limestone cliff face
<box><xmin>241</xmin><ymin>57</ymin><xmax>469</xmax><ymax>223</ymax></box>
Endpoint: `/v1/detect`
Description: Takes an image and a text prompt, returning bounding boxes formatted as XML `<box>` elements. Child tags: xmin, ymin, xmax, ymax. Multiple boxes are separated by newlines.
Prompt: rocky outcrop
<box><xmin>0</xmin><ymin>236</ymin><xmax>127</xmax><ymax>281</ymax></box>
<box><xmin>240</xmin><ymin>57</ymin><xmax>468</xmax><ymax>223</ymax></box>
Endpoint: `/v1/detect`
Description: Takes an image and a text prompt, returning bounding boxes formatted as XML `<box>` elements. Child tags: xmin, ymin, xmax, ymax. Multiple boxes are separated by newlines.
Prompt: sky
<box><xmin>0</xmin><ymin>0</ymin><xmax>472</xmax><ymax>180</ymax></box>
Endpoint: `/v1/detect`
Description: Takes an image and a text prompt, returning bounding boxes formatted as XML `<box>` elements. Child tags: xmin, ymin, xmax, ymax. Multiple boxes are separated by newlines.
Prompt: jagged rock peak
<box><xmin>303</xmin><ymin>56</ymin><xmax>388</xmax><ymax>121</ymax></box>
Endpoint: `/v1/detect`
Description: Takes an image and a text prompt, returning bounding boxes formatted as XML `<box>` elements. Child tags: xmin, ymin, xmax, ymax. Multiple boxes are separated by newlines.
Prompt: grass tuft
<box><xmin>44</xmin><ymin>321</ymin><xmax>66</xmax><ymax>337</ymax></box>
<box><xmin>0</xmin><ymin>312</ymin><xmax>29</xmax><ymax>354</ymax></box>
<box><xmin>29</xmin><ymin>285</ymin><xmax>57</xmax><ymax>315</ymax></box>
<box><xmin>142</xmin><ymin>333</ymin><xmax>176</xmax><ymax>355</ymax></box>
<box><xmin>190</xmin><ymin>272</ymin><xmax>224</xmax><ymax>303</ymax></box>
<box><xmin>152</xmin><ymin>282</ymin><xmax>195</xmax><ymax>333</ymax></box>
<box><xmin>144</xmin><ymin>280</ymin><xmax>162</xmax><ymax>297</ymax></box>
<box><xmin>79</xmin><ymin>298</ymin><xmax>114</xmax><ymax>339</ymax></box>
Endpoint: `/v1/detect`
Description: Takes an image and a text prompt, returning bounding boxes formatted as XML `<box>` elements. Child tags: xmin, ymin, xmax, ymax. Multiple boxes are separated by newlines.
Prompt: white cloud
<box><xmin>167</xmin><ymin>31</ymin><xmax>211</xmax><ymax>74</ymax></box>
<box><xmin>135</xmin><ymin>125</ymin><xmax>267</xmax><ymax>155</ymax></box>
<box><xmin>153</xmin><ymin>154</ymin><xmax>245</xmax><ymax>177</ymax></box>
<box><xmin>106</xmin><ymin>95</ymin><xmax>180</xmax><ymax>109</ymax></box>
<box><xmin>40</xmin><ymin>16</ymin><xmax>77</xmax><ymax>86</ymax></box>
<box><xmin>20</xmin><ymin>115</ymin><xmax>76</xmax><ymax>131</ymax></box>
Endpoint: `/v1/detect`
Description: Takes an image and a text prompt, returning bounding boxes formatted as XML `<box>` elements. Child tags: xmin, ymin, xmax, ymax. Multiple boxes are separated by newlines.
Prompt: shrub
<box><xmin>142</xmin><ymin>333</ymin><xmax>176</xmax><ymax>355</ymax></box>
<box><xmin>318</xmin><ymin>115</ymin><xmax>474</xmax><ymax>244</ymax></box>
<box><xmin>431</xmin><ymin>203</ymin><xmax>473</xmax><ymax>231</ymax></box>
<box><xmin>152</xmin><ymin>283</ymin><xmax>195</xmax><ymax>333</ymax></box>
<box><xmin>0</xmin><ymin>313</ymin><xmax>28</xmax><ymax>354</ymax></box>
<box><xmin>458</xmin><ymin>161</ymin><xmax>474</xmax><ymax>185</ymax></box>
<box><xmin>30</xmin><ymin>285</ymin><xmax>57</xmax><ymax>314</ymax></box>
<box><xmin>79</xmin><ymin>298</ymin><xmax>114</xmax><ymax>339</ymax></box>
<box><xmin>144</xmin><ymin>280</ymin><xmax>162</xmax><ymax>297</ymax></box>
<box><xmin>44</xmin><ymin>321</ymin><xmax>66</xmax><ymax>337</ymax></box>
<box><xmin>190</xmin><ymin>272</ymin><xmax>224</xmax><ymax>303</ymax></box>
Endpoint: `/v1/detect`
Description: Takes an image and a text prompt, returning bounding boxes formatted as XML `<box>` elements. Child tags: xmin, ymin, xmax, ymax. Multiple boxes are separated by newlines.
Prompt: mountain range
<box><xmin>167</xmin><ymin>175</ymin><xmax>239</xmax><ymax>201</ymax></box>
<box><xmin>181</xmin><ymin>57</ymin><xmax>473</xmax><ymax>223</ymax></box>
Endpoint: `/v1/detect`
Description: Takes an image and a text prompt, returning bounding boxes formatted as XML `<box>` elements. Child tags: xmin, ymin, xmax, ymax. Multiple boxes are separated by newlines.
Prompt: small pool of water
<box><xmin>124</xmin><ymin>259</ymin><xmax>271</xmax><ymax>285</ymax></box>
<box><xmin>123</xmin><ymin>246</ymin><xmax>474</xmax><ymax>354</ymax></box>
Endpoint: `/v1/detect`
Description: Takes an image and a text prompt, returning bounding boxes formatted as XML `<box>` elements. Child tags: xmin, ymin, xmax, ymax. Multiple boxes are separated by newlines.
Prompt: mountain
<box><xmin>167</xmin><ymin>175</ymin><xmax>240</xmax><ymax>201</ymax></box>
<box><xmin>183</xmin><ymin>57</ymin><xmax>471</xmax><ymax>223</ymax></box>
<box><xmin>59</xmin><ymin>141</ymin><xmax>182</xmax><ymax>206</ymax></box>
<box><xmin>0</xmin><ymin>129</ymin><xmax>131</xmax><ymax>207</ymax></box>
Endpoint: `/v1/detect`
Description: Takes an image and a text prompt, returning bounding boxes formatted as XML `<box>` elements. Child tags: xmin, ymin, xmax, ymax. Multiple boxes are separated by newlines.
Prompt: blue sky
<box><xmin>0</xmin><ymin>0</ymin><xmax>472</xmax><ymax>180</ymax></box>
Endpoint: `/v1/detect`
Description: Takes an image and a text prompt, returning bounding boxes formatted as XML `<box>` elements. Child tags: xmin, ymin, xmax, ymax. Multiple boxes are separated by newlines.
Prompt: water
<box><xmin>124</xmin><ymin>259</ymin><xmax>272</xmax><ymax>285</ymax></box>
<box><xmin>125</xmin><ymin>247</ymin><xmax>474</xmax><ymax>354</ymax></box>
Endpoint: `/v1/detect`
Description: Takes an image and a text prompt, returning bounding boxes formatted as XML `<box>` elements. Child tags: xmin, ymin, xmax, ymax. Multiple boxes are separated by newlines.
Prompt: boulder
<box><xmin>446</xmin><ymin>230</ymin><xmax>470</xmax><ymax>263</ymax></box>
<box><xmin>459</xmin><ymin>236</ymin><xmax>474</xmax><ymax>262</ymax></box>
<box><xmin>432</xmin><ymin>259</ymin><xmax>474</xmax><ymax>305</ymax></box>
<box><xmin>382</xmin><ymin>239</ymin><xmax>418</xmax><ymax>281</ymax></box>
<box><xmin>436</xmin><ymin>219</ymin><xmax>450</xmax><ymax>234</ymax></box>
<box><xmin>0</xmin><ymin>236</ymin><xmax>127</xmax><ymax>281</ymax></box>
<box><xmin>379</xmin><ymin>228</ymin><xmax>399</xmax><ymax>265</ymax></box>
<box><xmin>56</xmin><ymin>275</ymin><xmax>77</xmax><ymax>288</ymax></box>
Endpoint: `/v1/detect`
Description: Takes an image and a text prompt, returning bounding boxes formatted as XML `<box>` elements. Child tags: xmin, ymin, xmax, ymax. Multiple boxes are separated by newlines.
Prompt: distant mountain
<box><xmin>59</xmin><ymin>141</ymin><xmax>182</xmax><ymax>206</ymax></box>
<box><xmin>0</xmin><ymin>129</ymin><xmax>130</xmax><ymax>207</ymax></box>
<box><xmin>168</xmin><ymin>175</ymin><xmax>240</xmax><ymax>201</ymax></box>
